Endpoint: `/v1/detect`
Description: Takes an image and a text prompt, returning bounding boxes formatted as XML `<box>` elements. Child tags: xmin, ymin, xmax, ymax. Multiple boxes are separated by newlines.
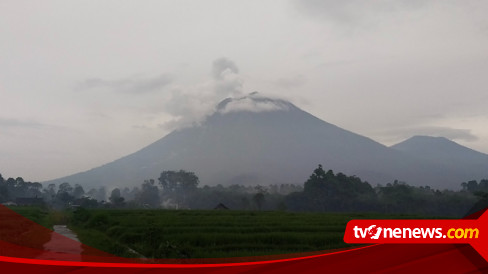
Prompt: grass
<box><xmin>8</xmin><ymin>206</ymin><xmax>54</xmax><ymax>229</ymax></box>
<box><xmin>68</xmin><ymin>209</ymin><xmax>431</xmax><ymax>259</ymax></box>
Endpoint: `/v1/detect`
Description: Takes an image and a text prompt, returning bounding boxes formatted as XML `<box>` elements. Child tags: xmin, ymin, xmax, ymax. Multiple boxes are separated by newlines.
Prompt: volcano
<box><xmin>45</xmin><ymin>93</ymin><xmax>488</xmax><ymax>190</ymax></box>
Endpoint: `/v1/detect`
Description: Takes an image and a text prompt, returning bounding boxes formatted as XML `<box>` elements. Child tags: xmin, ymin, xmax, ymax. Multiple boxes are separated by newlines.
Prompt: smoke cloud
<box><xmin>159</xmin><ymin>57</ymin><xmax>245</xmax><ymax>130</ymax></box>
<box><xmin>212</xmin><ymin>57</ymin><xmax>243</xmax><ymax>98</ymax></box>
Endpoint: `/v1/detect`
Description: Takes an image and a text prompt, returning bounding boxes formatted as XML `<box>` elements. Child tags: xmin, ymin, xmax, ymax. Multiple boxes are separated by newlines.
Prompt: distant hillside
<box><xmin>391</xmin><ymin>136</ymin><xmax>488</xmax><ymax>183</ymax></box>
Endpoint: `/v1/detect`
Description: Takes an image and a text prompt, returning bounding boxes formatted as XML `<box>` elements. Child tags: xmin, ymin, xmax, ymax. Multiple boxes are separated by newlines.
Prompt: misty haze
<box><xmin>1</xmin><ymin>0</ymin><xmax>488</xmax><ymax>263</ymax></box>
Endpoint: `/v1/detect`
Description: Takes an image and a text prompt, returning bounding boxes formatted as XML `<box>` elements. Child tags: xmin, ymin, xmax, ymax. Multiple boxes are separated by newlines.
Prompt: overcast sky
<box><xmin>1</xmin><ymin>0</ymin><xmax>488</xmax><ymax>182</ymax></box>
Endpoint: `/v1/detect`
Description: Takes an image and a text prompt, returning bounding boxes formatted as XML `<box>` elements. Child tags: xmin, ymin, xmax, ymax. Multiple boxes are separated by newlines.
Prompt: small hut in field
<box><xmin>214</xmin><ymin>203</ymin><xmax>229</xmax><ymax>210</ymax></box>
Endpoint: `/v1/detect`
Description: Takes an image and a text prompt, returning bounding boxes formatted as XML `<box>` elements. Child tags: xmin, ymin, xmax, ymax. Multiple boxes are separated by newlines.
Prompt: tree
<box><xmin>135</xmin><ymin>179</ymin><xmax>160</xmax><ymax>208</ymax></box>
<box><xmin>89</xmin><ymin>187</ymin><xmax>107</xmax><ymax>202</ymax></box>
<box><xmin>158</xmin><ymin>170</ymin><xmax>199</xmax><ymax>193</ymax></box>
<box><xmin>109</xmin><ymin>188</ymin><xmax>125</xmax><ymax>207</ymax></box>
<box><xmin>3</xmin><ymin>177</ymin><xmax>26</xmax><ymax>198</ymax></box>
<box><xmin>294</xmin><ymin>164</ymin><xmax>377</xmax><ymax>212</ymax></box>
<box><xmin>0</xmin><ymin>173</ymin><xmax>9</xmax><ymax>202</ymax></box>
<box><xmin>253</xmin><ymin>192</ymin><xmax>265</xmax><ymax>210</ymax></box>
<box><xmin>42</xmin><ymin>184</ymin><xmax>57</xmax><ymax>203</ymax></box>
<box><xmin>26</xmin><ymin>182</ymin><xmax>42</xmax><ymax>197</ymax></box>
<box><xmin>56</xmin><ymin>182</ymin><xmax>74</xmax><ymax>206</ymax></box>
<box><xmin>58</xmin><ymin>182</ymin><xmax>73</xmax><ymax>194</ymax></box>
<box><xmin>73</xmin><ymin>184</ymin><xmax>85</xmax><ymax>199</ymax></box>
<box><xmin>253</xmin><ymin>185</ymin><xmax>267</xmax><ymax>210</ymax></box>
<box><xmin>479</xmin><ymin>179</ymin><xmax>488</xmax><ymax>192</ymax></box>
<box><xmin>0</xmin><ymin>186</ymin><xmax>8</xmax><ymax>202</ymax></box>
<box><xmin>158</xmin><ymin>170</ymin><xmax>199</xmax><ymax>207</ymax></box>
<box><xmin>466</xmin><ymin>180</ymin><xmax>479</xmax><ymax>192</ymax></box>
<box><xmin>304</xmin><ymin>164</ymin><xmax>330</xmax><ymax>194</ymax></box>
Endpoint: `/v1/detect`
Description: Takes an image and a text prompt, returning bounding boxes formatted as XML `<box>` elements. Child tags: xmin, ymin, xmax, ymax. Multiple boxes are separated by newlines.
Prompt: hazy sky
<box><xmin>1</xmin><ymin>0</ymin><xmax>488</xmax><ymax>182</ymax></box>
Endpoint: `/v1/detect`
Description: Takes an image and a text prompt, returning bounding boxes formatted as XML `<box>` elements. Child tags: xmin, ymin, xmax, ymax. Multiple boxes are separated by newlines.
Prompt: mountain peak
<box><xmin>391</xmin><ymin>135</ymin><xmax>488</xmax><ymax>159</ymax></box>
<box><xmin>394</xmin><ymin>135</ymin><xmax>463</xmax><ymax>149</ymax></box>
<box><xmin>401</xmin><ymin>135</ymin><xmax>452</xmax><ymax>145</ymax></box>
<box><xmin>408</xmin><ymin>135</ymin><xmax>450</xmax><ymax>141</ymax></box>
<box><xmin>215</xmin><ymin>93</ymin><xmax>295</xmax><ymax>114</ymax></box>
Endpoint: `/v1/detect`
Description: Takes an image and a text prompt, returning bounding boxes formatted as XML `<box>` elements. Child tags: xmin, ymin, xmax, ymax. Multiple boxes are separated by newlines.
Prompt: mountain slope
<box><xmin>45</xmin><ymin>94</ymin><xmax>487</xmax><ymax>190</ymax></box>
<box><xmin>391</xmin><ymin>136</ymin><xmax>488</xmax><ymax>182</ymax></box>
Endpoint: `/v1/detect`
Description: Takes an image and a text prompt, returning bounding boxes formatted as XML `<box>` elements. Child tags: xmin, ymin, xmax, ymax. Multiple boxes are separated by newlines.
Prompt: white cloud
<box><xmin>75</xmin><ymin>74</ymin><xmax>172</xmax><ymax>94</ymax></box>
<box><xmin>293</xmin><ymin>0</ymin><xmax>427</xmax><ymax>27</ymax></box>
<box><xmin>0</xmin><ymin>118</ymin><xmax>46</xmax><ymax>129</ymax></box>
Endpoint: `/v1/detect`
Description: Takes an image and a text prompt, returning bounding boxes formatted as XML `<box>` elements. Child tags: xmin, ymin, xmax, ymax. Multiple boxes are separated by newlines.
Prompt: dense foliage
<box><xmin>1</xmin><ymin>165</ymin><xmax>485</xmax><ymax>217</ymax></box>
<box><xmin>285</xmin><ymin>165</ymin><xmax>480</xmax><ymax>217</ymax></box>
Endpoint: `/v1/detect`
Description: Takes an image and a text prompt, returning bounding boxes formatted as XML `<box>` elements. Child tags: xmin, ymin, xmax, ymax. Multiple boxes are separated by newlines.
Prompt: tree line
<box><xmin>1</xmin><ymin>166</ymin><xmax>486</xmax><ymax>217</ymax></box>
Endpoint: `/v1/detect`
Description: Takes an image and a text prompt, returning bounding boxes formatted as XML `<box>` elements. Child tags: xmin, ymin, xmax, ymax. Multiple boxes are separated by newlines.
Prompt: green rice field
<box><xmin>67</xmin><ymin>209</ymin><xmax>426</xmax><ymax>259</ymax></box>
